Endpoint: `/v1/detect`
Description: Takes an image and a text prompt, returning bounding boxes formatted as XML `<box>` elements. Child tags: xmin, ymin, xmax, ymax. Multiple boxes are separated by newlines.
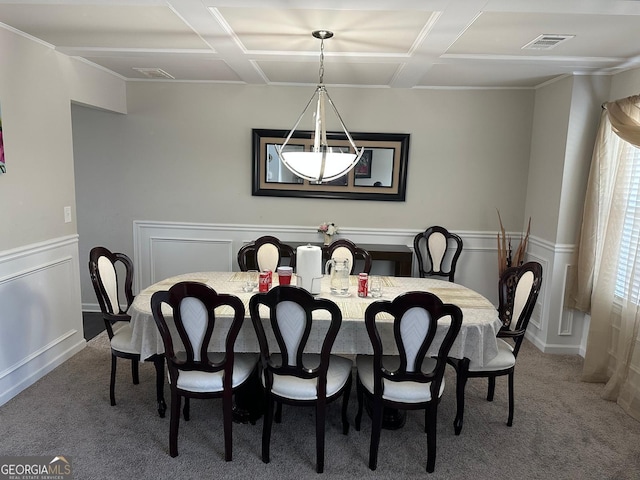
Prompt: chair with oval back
<box><xmin>89</xmin><ymin>246</ymin><xmax>167</xmax><ymax>417</ymax></box>
<box><xmin>413</xmin><ymin>226</ymin><xmax>463</xmax><ymax>282</ymax></box>
<box><xmin>249</xmin><ymin>285</ymin><xmax>352</xmax><ymax>473</ymax></box>
<box><xmin>447</xmin><ymin>261</ymin><xmax>543</xmax><ymax>435</ymax></box>
<box><xmin>237</xmin><ymin>235</ymin><xmax>296</xmax><ymax>272</ymax></box>
<box><xmin>355</xmin><ymin>291</ymin><xmax>463</xmax><ymax>473</ymax></box>
<box><xmin>151</xmin><ymin>281</ymin><xmax>259</xmax><ymax>459</ymax></box>
<box><xmin>323</xmin><ymin>238</ymin><xmax>372</xmax><ymax>274</ymax></box>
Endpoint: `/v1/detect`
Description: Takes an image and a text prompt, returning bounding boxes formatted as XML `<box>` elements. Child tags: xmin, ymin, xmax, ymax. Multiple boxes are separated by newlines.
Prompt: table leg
<box><xmin>151</xmin><ymin>355</ymin><xmax>167</xmax><ymax>418</ymax></box>
<box><xmin>452</xmin><ymin>357</ymin><xmax>470</xmax><ymax>435</ymax></box>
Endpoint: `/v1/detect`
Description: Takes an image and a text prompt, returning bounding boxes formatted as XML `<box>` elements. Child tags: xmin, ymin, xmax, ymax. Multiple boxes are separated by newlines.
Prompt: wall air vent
<box><xmin>133</xmin><ymin>67</ymin><xmax>175</xmax><ymax>79</ymax></box>
<box><xmin>522</xmin><ymin>34</ymin><xmax>575</xmax><ymax>50</ymax></box>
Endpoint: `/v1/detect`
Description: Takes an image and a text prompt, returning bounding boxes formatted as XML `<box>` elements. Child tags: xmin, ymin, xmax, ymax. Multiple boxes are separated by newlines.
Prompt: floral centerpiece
<box><xmin>318</xmin><ymin>222</ymin><xmax>338</xmax><ymax>245</ymax></box>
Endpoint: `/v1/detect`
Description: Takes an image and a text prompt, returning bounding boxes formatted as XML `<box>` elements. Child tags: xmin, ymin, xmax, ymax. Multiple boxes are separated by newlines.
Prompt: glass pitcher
<box><xmin>325</xmin><ymin>257</ymin><xmax>351</xmax><ymax>296</ymax></box>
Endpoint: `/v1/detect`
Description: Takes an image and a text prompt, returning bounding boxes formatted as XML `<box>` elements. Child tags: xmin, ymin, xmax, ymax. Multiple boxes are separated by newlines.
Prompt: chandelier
<box><xmin>276</xmin><ymin>30</ymin><xmax>364</xmax><ymax>183</ymax></box>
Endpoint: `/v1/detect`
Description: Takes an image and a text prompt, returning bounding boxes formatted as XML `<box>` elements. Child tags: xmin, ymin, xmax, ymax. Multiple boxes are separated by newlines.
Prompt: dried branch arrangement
<box><xmin>497</xmin><ymin>210</ymin><xmax>531</xmax><ymax>276</ymax></box>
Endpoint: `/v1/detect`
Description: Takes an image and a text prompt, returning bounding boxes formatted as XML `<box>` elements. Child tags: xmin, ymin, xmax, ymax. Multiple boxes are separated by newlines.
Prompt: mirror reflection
<box><xmin>252</xmin><ymin>129</ymin><xmax>410</xmax><ymax>201</ymax></box>
<box><xmin>266</xmin><ymin>144</ymin><xmax>303</xmax><ymax>184</ymax></box>
<box><xmin>353</xmin><ymin>148</ymin><xmax>395</xmax><ymax>187</ymax></box>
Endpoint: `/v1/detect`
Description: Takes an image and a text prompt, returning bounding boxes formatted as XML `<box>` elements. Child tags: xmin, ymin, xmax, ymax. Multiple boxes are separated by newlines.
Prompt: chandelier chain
<box><xmin>318</xmin><ymin>38</ymin><xmax>325</xmax><ymax>84</ymax></box>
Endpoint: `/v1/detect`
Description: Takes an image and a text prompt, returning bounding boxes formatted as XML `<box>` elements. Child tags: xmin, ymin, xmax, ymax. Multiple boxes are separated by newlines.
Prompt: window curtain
<box><xmin>571</xmin><ymin>95</ymin><xmax>640</xmax><ymax>421</ymax></box>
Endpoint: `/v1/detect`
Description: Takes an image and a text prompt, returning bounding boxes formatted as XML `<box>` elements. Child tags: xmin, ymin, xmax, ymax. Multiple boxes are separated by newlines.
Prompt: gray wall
<box><xmin>73</xmin><ymin>83</ymin><xmax>535</xmax><ymax>303</ymax></box>
<box><xmin>558</xmin><ymin>75</ymin><xmax>611</xmax><ymax>245</ymax></box>
<box><xmin>610</xmin><ymin>68</ymin><xmax>640</xmax><ymax>102</ymax></box>
<box><xmin>0</xmin><ymin>28</ymin><xmax>125</xmax><ymax>251</ymax></box>
<box><xmin>0</xmin><ymin>28</ymin><xmax>78</xmax><ymax>249</ymax></box>
<box><xmin>525</xmin><ymin>75</ymin><xmax>611</xmax><ymax>245</ymax></box>
<box><xmin>525</xmin><ymin>77</ymin><xmax>573</xmax><ymax>242</ymax></box>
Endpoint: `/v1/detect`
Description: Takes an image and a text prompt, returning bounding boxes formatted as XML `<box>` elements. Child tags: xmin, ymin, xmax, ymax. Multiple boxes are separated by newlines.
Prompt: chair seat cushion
<box><xmin>356</xmin><ymin>355</ymin><xmax>444</xmax><ymax>403</ymax></box>
<box><xmin>172</xmin><ymin>353</ymin><xmax>259</xmax><ymax>393</ymax></box>
<box><xmin>264</xmin><ymin>354</ymin><xmax>353</xmax><ymax>401</ymax></box>
<box><xmin>110</xmin><ymin>323</ymin><xmax>139</xmax><ymax>355</ymax></box>
<box><xmin>468</xmin><ymin>338</ymin><xmax>515</xmax><ymax>372</ymax></box>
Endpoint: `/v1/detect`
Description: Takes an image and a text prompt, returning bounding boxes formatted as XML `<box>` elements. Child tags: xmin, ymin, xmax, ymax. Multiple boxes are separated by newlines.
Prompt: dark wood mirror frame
<box><xmin>252</xmin><ymin>129</ymin><xmax>410</xmax><ymax>201</ymax></box>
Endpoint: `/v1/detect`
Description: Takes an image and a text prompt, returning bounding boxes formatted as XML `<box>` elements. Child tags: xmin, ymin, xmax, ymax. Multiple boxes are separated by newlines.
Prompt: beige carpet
<box><xmin>0</xmin><ymin>333</ymin><xmax>639</xmax><ymax>479</ymax></box>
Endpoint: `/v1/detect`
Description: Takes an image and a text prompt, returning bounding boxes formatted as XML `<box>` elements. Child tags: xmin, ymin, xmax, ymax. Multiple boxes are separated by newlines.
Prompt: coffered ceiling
<box><xmin>1</xmin><ymin>0</ymin><xmax>640</xmax><ymax>89</ymax></box>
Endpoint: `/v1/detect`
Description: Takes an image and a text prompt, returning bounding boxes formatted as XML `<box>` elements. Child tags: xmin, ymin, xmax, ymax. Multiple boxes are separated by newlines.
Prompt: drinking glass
<box><xmin>369</xmin><ymin>276</ymin><xmax>383</xmax><ymax>298</ymax></box>
<box><xmin>243</xmin><ymin>270</ymin><xmax>259</xmax><ymax>292</ymax></box>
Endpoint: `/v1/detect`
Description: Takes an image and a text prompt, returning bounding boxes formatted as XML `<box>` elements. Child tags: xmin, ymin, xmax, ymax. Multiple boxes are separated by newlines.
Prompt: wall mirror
<box><xmin>252</xmin><ymin>129</ymin><xmax>410</xmax><ymax>201</ymax></box>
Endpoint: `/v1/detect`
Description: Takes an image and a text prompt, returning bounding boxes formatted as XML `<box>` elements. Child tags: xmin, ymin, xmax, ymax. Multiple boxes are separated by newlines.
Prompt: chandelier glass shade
<box><xmin>276</xmin><ymin>31</ymin><xmax>363</xmax><ymax>183</ymax></box>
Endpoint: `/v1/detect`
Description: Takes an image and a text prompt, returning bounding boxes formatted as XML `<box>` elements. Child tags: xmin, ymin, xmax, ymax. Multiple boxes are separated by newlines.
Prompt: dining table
<box><xmin>128</xmin><ymin>271</ymin><xmax>503</xmax><ymax>425</ymax></box>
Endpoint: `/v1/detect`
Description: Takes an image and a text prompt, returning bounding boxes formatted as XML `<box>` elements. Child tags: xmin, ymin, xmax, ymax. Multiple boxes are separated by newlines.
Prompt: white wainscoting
<box><xmin>0</xmin><ymin>235</ymin><xmax>85</xmax><ymax>406</ymax></box>
<box><xmin>525</xmin><ymin>237</ymin><xmax>587</xmax><ymax>355</ymax></box>
<box><xmin>132</xmin><ymin>220</ymin><xmax>584</xmax><ymax>355</ymax></box>
<box><xmin>133</xmin><ymin>221</ymin><xmax>501</xmax><ymax>299</ymax></box>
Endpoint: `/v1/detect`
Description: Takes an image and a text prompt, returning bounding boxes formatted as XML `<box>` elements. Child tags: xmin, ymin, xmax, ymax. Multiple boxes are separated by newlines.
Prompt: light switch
<box><xmin>64</xmin><ymin>206</ymin><xmax>72</xmax><ymax>223</ymax></box>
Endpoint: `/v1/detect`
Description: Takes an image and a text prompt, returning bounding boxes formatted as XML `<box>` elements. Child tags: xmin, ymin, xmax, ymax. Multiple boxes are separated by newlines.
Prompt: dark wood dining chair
<box><xmin>151</xmin><ymin>281</ymin><xmax>259</xmax><ymax>459</ymax></box>
<box><xmin>447</xmin><ymin>261</ymin><xmax>543</xmax><ymax>435</ymax></box>
<box><xmin>89</xmin><ymin>246</ymin><xmax>166</xmax><ymax>417</ymax></box>
<box><xmin>249</xmin><ymin>285</ymin><xmax>352</xmax><ymax>473</ymax></box>
<box><xmin>355</xmin><ymin>291</ymin><xmax>463</xmax><ymax>473</ymax></box>
<box><xmin>323</xmin><ymin>238</ymin><xmax>372</xmax><ymax>274</ymax></box>
<box><xmin>413</xmin><ymin>225</ymin><xmax>463</xmax><ymax>282</ymax></box>
<box><xmin>237</xmin><ymin>235</ymin><xmax>296</xmax><ymax>272</ymax></box>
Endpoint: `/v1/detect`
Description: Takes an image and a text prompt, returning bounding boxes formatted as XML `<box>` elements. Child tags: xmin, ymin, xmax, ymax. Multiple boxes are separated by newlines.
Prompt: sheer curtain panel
<box><xmin>572</xmin><ymin>95</ymin><xmax>640</xmax><ymax>421</ymax></box>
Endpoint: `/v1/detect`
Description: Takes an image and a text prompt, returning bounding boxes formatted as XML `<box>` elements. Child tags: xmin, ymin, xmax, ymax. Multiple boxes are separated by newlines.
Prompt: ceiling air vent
<box><xmin>522</xmin><ymin>34</ymin><xmax>575</xmax><ymax>50</ymax></box>
<box><xmin>133</xmin><ymin>67</ymin><xmax>175</xmax><ymax>79</ymax></box>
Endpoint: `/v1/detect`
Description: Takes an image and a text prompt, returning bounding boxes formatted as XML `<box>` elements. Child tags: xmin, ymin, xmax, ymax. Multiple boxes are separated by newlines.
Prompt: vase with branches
<box><xmin>497</xmin><ymin>210</ymin><xmax>531</xmax><ymax>276</ymax></box>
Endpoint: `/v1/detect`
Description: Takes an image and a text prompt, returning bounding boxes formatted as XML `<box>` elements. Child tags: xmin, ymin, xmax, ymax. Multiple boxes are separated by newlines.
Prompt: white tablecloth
<box><xmin>129</xmin><ymin>272</ymin><xmax>502</xmax><ymax>367</ymax></box>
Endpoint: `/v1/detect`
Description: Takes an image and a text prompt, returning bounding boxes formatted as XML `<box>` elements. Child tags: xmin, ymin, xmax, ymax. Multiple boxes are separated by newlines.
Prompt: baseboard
<box><xmin>526</xmin><ymin>331</ymin><xmax>584</xmax><ymax>356</ymax></box>
<box><xmin>0</xmin><ymin>336</ymin><xmax>86</xmax><ymax>407</ymax></box>
<box><xmin>82</xmin><ymin>303</ymin><xmax>101</xmax><ymax>313</ymax></box>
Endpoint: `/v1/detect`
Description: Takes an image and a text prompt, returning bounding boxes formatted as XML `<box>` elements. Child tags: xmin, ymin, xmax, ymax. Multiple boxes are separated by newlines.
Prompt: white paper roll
<box><xmin>296</xmin><ymin>245</ymin><xmax>323</xmax><ymax>294</ymax></box>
